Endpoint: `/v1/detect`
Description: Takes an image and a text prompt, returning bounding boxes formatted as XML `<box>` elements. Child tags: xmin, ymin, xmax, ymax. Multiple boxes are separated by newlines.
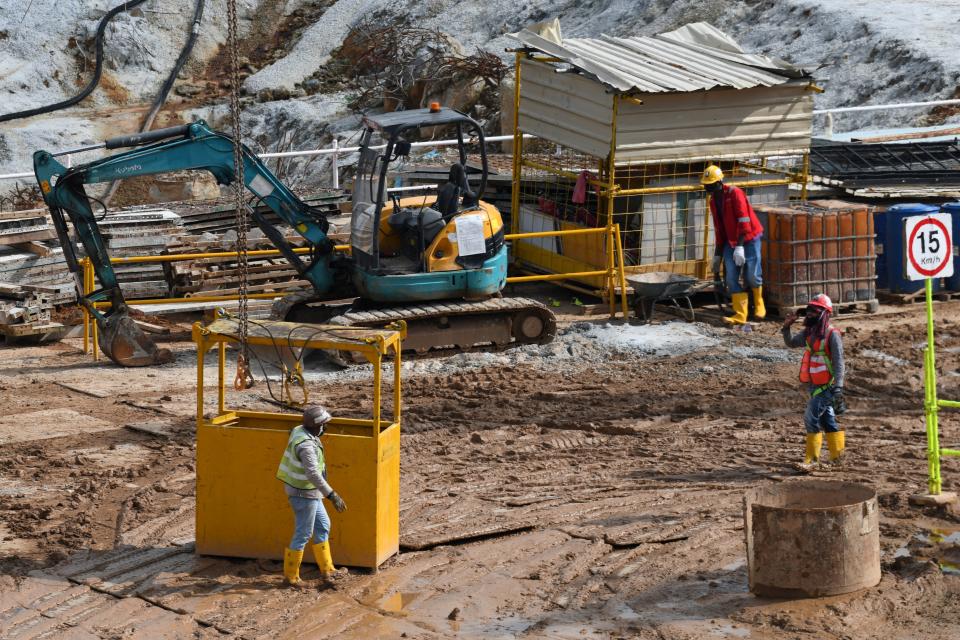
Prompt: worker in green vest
<box><xmin>276</xmin><ymin>404</ymin><xmax>347</xmax><ymax>588</ymax></box>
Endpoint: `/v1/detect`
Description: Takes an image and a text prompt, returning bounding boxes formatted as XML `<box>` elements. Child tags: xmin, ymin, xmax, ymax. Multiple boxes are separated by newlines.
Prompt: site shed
<box><xmin>508</xmin><ymin>20</ymin><xmax>818</xmax><ymax>291</ymax></box>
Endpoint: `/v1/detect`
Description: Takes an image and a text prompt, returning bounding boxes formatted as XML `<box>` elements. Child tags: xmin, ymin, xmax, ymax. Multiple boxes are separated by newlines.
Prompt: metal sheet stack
<box><xmin>0</xmin><ymin>209</ymin><xmax>56</xmax><ymax>246</ymax></box>
<box><xmin>87</xmin><ymin>209</ymin><xmax>186</xmax><ymax>299</ymax></box>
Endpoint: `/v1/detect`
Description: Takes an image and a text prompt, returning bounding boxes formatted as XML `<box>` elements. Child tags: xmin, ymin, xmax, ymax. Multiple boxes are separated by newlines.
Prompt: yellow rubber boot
<box><xmin>311</xmin><ymin>540</ymin><xmax>344</xmax><ymax>587</ymax></box>
<box><xmin>723</xmin><ymin>292</ymin><xmax>749</xmax><ymax>325</ymax></box>
<box><xmin>826</xmin><ymin>431</ymin><xmax>845</xmax><ymax>462</ymax></box>
<box><xmin>804</xmin><ymin>432</ymin><xmax>823</xmax><ymax>465</ymax></box>
<box><xmin>283</xmin><ymin>548</ymin><xmax>306</xmax><ymax>588</ymax></box>
<box><xmin>752</xmin><ymin>287</ymin><xmax>766</xmax><ymax>320</ymax></box>
<box><xmin>312</xmin><ymin>540</ymin><xmax>336</xmax><ymax>575</ymax></box>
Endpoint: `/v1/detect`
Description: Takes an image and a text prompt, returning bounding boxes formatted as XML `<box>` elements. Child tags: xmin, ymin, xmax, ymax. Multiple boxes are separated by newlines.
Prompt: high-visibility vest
<box><xmin>800</xmin><ymin>327</ymin><xmax>839</xmax><ymax>392</ymax></box>
<box><xmin>276</xmin><ymin>425</ymin><xmax>325</xmax><ymax>490</ymax></box>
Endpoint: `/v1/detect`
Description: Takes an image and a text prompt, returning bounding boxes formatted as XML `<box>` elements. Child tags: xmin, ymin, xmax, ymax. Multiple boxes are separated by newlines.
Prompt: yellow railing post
<box><xmin>393</xmin><ymin>342</ymin><xmax>402</xmax><ymax>424</ymax></box>
<box><xmin>218</xmin><ymin>340</ymin><xmax>226</xmax><ymax>415</ymax></box>
<box><xmin>800</xmin><ymin>152</ymin><xmax>810</xmax><ymax>201</ymax></box>
<box><xmin>510</xmin><ymin>51</ymin><xmax>524</xmax><ymax>236</ymax></box>
<box><xmin>614</xmin><ymin>224</ymin><xmax>629</xmax><ymax>318</ymax></box>
<box><xmin>92</xmin><ymin>308</ymin><xmax>99</xmax><ymax>362</ymax></box>
<box><xmin>372</xmin><ymin>342</ymin><xmax>382</xmax><ymax>434</ymax></box>
<box><xmin>196</xmin><ymin>325</ymin><xmax>205</xmax><ymax>427</ymax></box>
<box><xmin>605</xmin><ymin>94</ymin><xmax>619</xmax><ymax>317</ymax></box>
<box><xmin>81</xmin><ymin>258</ymin><xmax>91</xmax><ymax>353</ymax></box>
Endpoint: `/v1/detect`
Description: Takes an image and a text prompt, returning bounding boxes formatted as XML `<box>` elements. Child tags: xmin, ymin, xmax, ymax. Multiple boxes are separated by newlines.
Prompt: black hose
<box><xmin>102</xmin><ymin>0</ymin><xmax>205</xmax><ymax>205</ymax></box>
<box><xmin>0</xmin><ymin>0</ymin><xmax>152</xmax><ymax>123</ymax></box>
<box><xmin>150</xmin><ymin>0</ymin><xmax>205</xmax><ymax>124</ymax></box>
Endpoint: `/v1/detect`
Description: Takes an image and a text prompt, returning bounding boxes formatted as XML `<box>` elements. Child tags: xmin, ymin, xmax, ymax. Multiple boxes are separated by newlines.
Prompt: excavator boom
<box><xmin>34</xmin><ymin>121</ymin><xmax>336</xmax><ymax>366</ymax></box>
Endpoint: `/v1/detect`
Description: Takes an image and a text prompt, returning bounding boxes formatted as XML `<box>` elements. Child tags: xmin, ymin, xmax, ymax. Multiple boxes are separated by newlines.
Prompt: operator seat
<box><xmin>436</xmin><ymin>163</ymin><xmax>477</xmax><ymax>221</ymax></box>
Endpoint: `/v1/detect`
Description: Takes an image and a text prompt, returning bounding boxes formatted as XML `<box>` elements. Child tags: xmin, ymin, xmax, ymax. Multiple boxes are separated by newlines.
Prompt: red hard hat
<box><xmin>807</xmin><ymin>293</ymin><xmax>833</xmax><ymax>313</ymax></box>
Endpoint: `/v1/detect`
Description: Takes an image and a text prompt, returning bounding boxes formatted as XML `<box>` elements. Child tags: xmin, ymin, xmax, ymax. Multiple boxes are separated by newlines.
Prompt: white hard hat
<box><xmin>303</xmin><ymin>405</ymin><xmax>332</xmax><ymax>426</ymax></box>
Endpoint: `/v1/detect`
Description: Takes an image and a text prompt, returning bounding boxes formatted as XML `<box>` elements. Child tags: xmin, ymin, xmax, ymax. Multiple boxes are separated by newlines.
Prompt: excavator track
<box><xmin>331</xmin><ymin>297</ymin><xmax>556</xmax><ymax>353</ymax></box>
<box><xmin>273</xmin><ymin>295</ymin><xmax>556</xmax><ymax>356</ymax></box>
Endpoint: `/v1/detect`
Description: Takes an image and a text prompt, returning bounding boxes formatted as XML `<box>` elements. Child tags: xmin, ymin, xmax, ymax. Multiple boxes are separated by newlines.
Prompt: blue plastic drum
<box><xmin>885</xmin><ymin>203</ymin><xmax>942</xmax><ymax>294</ymax></box>
<box><xmin>874</xmin><ymin>209</ymin><xmax>887</xmax><ymax>290</ymax></box>
<box><xmin>941</xmin><ymin>202</ymin><xmax>960</xmax><ymax>292</ymax></box>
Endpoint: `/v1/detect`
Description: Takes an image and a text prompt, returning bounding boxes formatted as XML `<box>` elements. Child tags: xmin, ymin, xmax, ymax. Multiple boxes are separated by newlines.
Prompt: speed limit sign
<box><xmin>904</xmin><ymin>213</ymin><xmax>954</xmax><ymax>281</ymax></box>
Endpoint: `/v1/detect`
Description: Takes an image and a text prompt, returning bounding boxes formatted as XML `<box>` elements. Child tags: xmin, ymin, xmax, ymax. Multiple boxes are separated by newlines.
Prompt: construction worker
<box><xmin>276</xmin><ymin>404</ymin><xmax>347</xmax><ymax>589</ymax></box>
<box><xmin>701</xmin><ymin>165</ymin><xmax>765</xmax><ymax>324</ymax></box>
<box><xmin>782</xmin><ymin>294</ymin><xmax>847</xmax><ymax>469</ymax></box>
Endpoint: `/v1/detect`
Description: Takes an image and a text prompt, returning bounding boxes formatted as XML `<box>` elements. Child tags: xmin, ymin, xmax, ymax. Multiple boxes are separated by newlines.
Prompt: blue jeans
<box><xmin>288</xmin><ymin>495</ymin><xmax>330</xmax><ymax>550</ymax></box>
<box><xmin>723</xmin><ymin>236</ymin><xmax>763</xmax><ymax>294</ymax></box>
<box><xmin>804</xmin><ymin>387</ymin><xmax>839</xmax><ymax>434</ymax></box>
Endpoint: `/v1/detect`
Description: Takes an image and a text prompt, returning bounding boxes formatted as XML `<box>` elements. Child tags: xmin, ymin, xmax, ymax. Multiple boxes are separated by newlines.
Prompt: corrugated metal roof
<box><xmin>509</xmin><ymin>21</ymin><xmax>812</xmax><ymax>94</ymax></box>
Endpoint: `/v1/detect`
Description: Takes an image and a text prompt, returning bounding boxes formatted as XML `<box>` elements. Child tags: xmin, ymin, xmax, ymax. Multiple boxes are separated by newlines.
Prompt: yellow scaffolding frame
<box><xmin>508</xmin><ymin>50</ymin><xmax>810</xmax><ymax>294</ymax></box>
<box><xmin>192</xmin><ymin>316</ymin><xmax>405</xmax><ymax>568</ymax></box>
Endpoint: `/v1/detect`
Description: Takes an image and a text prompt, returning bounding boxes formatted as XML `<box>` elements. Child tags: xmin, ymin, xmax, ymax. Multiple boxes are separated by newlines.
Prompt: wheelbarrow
<box><xmin>626</xmin><ymin>272</ymin><xmax>710</xmax><ymax>323</ymax></box>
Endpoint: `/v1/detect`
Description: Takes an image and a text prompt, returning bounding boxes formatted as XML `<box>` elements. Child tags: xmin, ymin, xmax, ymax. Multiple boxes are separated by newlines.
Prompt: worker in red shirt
<box><xmin>701</xmin><ymin>165</ymin><xmax>765</xmax><ymax>324</ymax></box>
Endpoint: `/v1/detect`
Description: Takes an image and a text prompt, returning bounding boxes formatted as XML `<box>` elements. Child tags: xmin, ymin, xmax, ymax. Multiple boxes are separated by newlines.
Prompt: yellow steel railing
<box><xmin>80</xmin><ymin>245</ymin><xmax>350</xmax><ymax>360</ymax></box>
<box><xmin>504</xmin><ymin>225</ymin><xmax>630</xmax><ymax>318</ymax></box>
<box><xmin>80</xmin><ymin>226</ymin><xmax>631</xmax><ymax>361</ymax></box>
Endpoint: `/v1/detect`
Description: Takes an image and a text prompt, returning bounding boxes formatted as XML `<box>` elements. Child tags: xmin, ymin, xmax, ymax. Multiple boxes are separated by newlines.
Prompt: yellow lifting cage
<box><xmin>192</xmin><ymin>316</ymin><xmax>404</xmax><ymax>569</ymax></box>
<box><xmin>507</xmin><ymin>21</ymin><xmax>819</xmax><ymax>295</ymax></box>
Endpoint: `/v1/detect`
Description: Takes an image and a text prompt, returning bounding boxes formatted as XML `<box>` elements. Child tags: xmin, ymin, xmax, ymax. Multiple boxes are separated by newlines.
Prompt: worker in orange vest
<box><xmin>701</xmin><ymin>165</ymin><xmax>765</xmax><ymax>324</ymax></box>
<box><xmin>782</xmin><ymin>294</ymin><xmax>847</xmax><ymax>469</ymax></box>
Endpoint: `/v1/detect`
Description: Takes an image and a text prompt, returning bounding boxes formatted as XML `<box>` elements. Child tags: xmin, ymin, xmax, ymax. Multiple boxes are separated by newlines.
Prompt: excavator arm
<box><xmin>33</xmin><ymin>120</ymin><xmax>336</xmax><ymax>366</ymax></box>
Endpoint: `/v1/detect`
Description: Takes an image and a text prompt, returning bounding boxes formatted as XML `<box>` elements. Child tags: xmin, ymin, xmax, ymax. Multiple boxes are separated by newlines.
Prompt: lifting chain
<box><xmin>227</xmin><ymin>0</ymin><xmax>253</xmax><ymax>390</ymax></box>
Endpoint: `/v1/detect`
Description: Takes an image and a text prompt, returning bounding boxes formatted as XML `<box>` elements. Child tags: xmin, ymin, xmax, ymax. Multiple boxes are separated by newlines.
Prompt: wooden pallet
<box><xmin>0</xmin><ymin>321</ymin><xmax>68</xmax><ymax>343</ymax></box>
<box><xmin>877</xmin><ymin>289</ymin><xmax>960</xmax><ymax>305</ymax></box>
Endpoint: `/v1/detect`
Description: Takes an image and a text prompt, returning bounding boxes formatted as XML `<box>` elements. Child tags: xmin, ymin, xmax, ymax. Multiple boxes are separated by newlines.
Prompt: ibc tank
<box><xmin>885</xmin><ymin>203</ymin><xmax>941</xmax><ymax>294</ymax></box>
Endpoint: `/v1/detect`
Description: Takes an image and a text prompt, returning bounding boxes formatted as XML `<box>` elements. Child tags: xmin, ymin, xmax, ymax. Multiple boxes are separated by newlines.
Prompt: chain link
<box><xmin>227</xmin><ymin>0</ymin><xmax>252</xmax><ymax>388</ymax></box>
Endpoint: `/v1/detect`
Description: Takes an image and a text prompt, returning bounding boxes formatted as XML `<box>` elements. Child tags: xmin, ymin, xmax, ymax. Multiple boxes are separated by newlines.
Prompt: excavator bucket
<box><xmin>96</xmin><ymin>312</ymin><xmax>173</xmax><ymax>367</ymax></box>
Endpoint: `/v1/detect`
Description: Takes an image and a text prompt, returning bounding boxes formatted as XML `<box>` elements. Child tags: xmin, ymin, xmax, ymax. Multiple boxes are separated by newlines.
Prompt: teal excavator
<box><xmin>33</xmin><ymin>108</ymin><xmax>555</xmax><ymax>366</ymax></box>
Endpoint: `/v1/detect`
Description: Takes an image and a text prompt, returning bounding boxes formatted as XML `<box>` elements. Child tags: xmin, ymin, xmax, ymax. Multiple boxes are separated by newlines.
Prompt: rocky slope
<box><xmin>1</xmin><ymin>0</ymin><xmax>958</xmax><ymax>197</ymax></box>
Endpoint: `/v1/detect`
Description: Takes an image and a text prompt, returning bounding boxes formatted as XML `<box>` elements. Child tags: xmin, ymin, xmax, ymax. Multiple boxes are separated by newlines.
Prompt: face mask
<box><xmin>803</xmin><ymin>311</ymin><xmax>819</xmax><ymax>327</ymax></box>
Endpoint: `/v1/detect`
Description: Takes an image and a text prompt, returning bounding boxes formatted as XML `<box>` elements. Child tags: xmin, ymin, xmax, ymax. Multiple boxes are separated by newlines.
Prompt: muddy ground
<box><xmin>1</xmin><ymin>294</ymin><xmax>960</xmax><ymax>639</ymax></box>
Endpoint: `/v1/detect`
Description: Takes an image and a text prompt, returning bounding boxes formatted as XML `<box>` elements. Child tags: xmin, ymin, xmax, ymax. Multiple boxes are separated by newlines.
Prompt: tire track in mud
<box><xmin>5</xmin><ymin>309</ymin><xmax>960</xmax><ymax>637</ymax></box>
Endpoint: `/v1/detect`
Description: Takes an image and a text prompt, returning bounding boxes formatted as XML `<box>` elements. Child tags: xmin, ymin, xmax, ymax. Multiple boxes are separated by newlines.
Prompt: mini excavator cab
<box><xmin>348</xmin><ymin>106</ymin><xmax>507</xmax><ymax>303</ymax></box>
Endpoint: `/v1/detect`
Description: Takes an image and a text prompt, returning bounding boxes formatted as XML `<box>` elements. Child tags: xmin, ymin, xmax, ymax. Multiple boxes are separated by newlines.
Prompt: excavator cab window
<box><xmin>350</xmin><ymin>138</ymin><xmax>382</xmax><ymax>267</ymax></box>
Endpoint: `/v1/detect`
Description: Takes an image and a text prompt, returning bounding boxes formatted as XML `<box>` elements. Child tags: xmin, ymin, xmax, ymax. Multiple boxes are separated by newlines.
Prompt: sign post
<box><xmin>905</xmin><ymin>213</ymin><xmax>960</xmax><ymax>502</ymax></box>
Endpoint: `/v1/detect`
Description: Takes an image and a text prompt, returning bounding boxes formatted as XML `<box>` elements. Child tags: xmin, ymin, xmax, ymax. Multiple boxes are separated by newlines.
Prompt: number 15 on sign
<box><xmin>905</xmin><ymin>213</ymin><xmax>954</xmax><ymax>281</ymax></box>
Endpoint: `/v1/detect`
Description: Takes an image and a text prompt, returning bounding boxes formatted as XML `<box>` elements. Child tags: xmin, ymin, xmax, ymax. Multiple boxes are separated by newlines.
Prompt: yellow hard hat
<box><xmin>700</xmin><ymin>165</ymin><xmax>724</xmax><ymax>185</ymax></box>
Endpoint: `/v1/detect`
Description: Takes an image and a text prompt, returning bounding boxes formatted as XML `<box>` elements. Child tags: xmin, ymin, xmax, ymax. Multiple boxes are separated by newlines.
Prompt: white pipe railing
<box><xmin>4</xmin><ymin>97</ymin><xmax>959</xmax><ymax>184</ymax></box>
<box><xmin>813</xmin><ymin>98</ymin><xmax>960</xmax><ymax>139</ymax></box>
<box><xmin>812</xmin><ymin>98</ymin><xmax>960</xmax><ymax>115</ymax></box>
<box><xmin>0</xmin><ymin>133</ymin><xmax>531</xmax><ymax>184</ymax></box>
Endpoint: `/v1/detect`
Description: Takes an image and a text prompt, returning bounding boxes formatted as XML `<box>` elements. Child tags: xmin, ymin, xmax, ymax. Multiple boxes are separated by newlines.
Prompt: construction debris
<box><xmin>0</xmin><ymin>209</ymin><xmax>56</xmax><ymax>246</ymax></box>
<box><xmin>0</xmin><ymin>282</ymin><xmax>67</xmax><ymax>343</ymax></box>
<box><xmin>165</xmin><ymin>233</ymin><xmax>310</xmax><ymax>298</ymax></box>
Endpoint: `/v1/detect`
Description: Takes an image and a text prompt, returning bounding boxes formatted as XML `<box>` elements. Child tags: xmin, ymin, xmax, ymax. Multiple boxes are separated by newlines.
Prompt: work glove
<box><xmin>733</xmin><ymin>245</ymin><xmax>746</xmax><ymax>267</ymax></box>
<box><xmin>831</xmin><ymin>387</ymin><xmax>847</xmax><ymax>415</ymax></box>
<box><xmin>328</xmin><ymin>491</ymin><xmax>347</xmax><ymax>513</ymax></box>
<box><xmin>711</xmin><ymin>255</ymin><xmax>722</xmax><ymax>274</ymax></box>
